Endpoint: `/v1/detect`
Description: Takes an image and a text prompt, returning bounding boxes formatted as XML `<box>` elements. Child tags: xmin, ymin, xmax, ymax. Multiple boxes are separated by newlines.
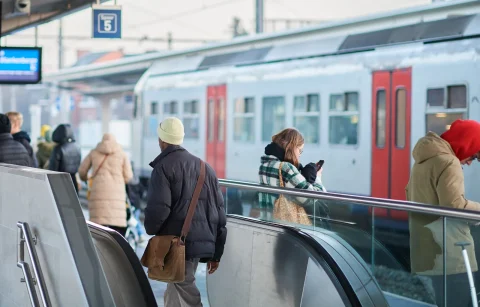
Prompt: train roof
<box><xmin>138</xmin><ymin>12</ymin><xmax>480</xmax><ymax>91</ymax></box>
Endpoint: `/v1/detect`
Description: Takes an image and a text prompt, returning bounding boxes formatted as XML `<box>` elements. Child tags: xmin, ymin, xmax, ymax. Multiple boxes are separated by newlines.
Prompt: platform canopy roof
<box><xmin>1</xmin><ymin>0</ymin><xmax>107</xmax><ymax>36</ymax></box>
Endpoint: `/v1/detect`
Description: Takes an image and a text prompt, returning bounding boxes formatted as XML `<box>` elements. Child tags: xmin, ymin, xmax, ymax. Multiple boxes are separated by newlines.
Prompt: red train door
<box><xmin>206</xmin><ymin>85</ymin><xmax>227</xmax><ymax>179</ymax></box>
<box><xmin>371</xmin><ymin>68</ymin><xmax>411</xmax><ymax>219</ymax></box>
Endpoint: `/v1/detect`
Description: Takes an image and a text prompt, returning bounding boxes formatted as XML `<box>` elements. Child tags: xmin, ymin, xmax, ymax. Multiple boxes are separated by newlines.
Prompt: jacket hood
<box><xmin>12</xmin><ymin>131</ymin><xmax>31</xmax><ymax>143</ymax></box>
<box><xmin>52</xmin><ymin>124</ymin><xmax>75</xmax><ymax>144</ymax></box>
<box><xmin>412</xmin><ymin>132</ymin><xmax>454</xmax><ymax>164</ymax></box>
<box><xmin>441</xmin><ymin>119</ymin><xmax>480</xmax><ymax>161</ymax></box>
<box><xmin>95</xmin><ymin>133</ymin><xmax>122</xmax><ymax>155</ymax></box>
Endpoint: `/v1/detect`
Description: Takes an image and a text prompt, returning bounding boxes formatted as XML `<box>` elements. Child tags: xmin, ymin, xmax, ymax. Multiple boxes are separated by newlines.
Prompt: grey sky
<box><xmin>2</xmin><ymin>0</ymin><xmax>429</xmax><ymax>72</ymax></box>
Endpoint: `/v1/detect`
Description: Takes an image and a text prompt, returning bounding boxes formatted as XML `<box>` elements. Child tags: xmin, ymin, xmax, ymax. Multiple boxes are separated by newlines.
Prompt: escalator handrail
<box><xmin>219</xmin><ymin>179</ymin><xmax>480</xmax><ymax>221</ymax></box>
<box><xmin>87</xmin><ymin>222</ymin><xmax>158</xmax><ymax>307</ymax></box>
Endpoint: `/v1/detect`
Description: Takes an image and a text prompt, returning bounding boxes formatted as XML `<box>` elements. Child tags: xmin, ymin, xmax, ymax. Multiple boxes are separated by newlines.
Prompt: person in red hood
<box><xmin>406</xmin><ymin>119</ymin><xmax>480</xmax><ymax>307</ymax></box>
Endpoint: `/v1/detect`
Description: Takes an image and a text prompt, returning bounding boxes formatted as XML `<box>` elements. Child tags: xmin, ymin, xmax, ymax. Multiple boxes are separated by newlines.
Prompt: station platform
<box><xmin>0</xmin><ymin>164</ymin><xmax>478</xmax><ymax>307</ymax></box>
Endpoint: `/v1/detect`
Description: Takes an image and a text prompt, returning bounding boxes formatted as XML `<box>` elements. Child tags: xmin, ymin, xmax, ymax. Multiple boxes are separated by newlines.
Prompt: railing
<box><xmin>219</xmin><ymin>179</ymin><xmax>480</xmax><ymax>222</ymax></box>
<box><xmin>17</xmin><ymin>222</ymin><xmax>52</xmax><ymax>307</ymax></box>
<box><xmin>218</xmin><ymin>179</ymin><xmax>480</xmax><ymax>307</ymax></box>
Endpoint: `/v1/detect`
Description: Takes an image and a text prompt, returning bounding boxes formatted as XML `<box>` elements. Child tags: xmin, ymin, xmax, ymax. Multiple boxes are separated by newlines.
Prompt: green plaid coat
<box><xmin>258</xmin><ymin>155</ymin><xmax>326</xmax><ymax>210</ymax></box>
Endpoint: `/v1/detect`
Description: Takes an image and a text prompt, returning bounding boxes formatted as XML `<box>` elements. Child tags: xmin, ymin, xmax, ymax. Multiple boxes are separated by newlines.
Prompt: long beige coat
<box><xmin>78</xmin><ymin>134</ymin><xmax>133</xmax><ymax>227</ymax></box>
<box><xmin>406</xmin><ymin>132</ymin><xmax>480</xmax><ymax>276</ymax></box>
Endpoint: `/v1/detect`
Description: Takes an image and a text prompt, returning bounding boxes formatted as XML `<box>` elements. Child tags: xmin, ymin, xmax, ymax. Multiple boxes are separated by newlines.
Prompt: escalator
<box><xmin>86</xmin><ymin>216</ymin><xmax>388</xmax><ymax>306</ymax></box>
<box><xmin>206</xmin><ymin>216</ymin><xmax>388</xmax><ymax>307</ymax></box>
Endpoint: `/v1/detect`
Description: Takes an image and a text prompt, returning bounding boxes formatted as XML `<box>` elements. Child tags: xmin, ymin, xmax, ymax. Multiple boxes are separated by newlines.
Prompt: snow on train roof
<box><xmin>142</xmin><ymin>36</ymin><xmax>480</xmax><ymax>91</ymax></box>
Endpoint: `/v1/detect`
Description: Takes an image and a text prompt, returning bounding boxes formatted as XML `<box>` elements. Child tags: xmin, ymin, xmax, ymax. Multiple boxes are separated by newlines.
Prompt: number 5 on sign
<box><xmin>92</xmin><ymin>5</ymin><xmax>122</xmax><ymax>39</ymax></box>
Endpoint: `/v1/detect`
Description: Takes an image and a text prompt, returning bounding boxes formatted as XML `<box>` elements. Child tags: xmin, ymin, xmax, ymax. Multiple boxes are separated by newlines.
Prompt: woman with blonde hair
<box><xmin>258</xmin><ymin>128</ymin><xmax>326</xmax><ymax>223</ymax></box>
<box><xmin>79</xmin><ymin>133</ymin><xmax>133</xmax><ymax>236</ymax></box>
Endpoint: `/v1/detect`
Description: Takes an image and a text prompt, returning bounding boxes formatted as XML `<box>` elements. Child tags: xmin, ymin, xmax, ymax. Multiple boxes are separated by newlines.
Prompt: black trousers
<box><xmin>104</xmin><ymin>225</ymin><xmax>127</xmax><ymax>237</ymax></box>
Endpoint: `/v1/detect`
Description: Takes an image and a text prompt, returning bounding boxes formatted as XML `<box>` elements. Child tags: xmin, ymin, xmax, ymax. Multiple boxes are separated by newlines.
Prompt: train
<box><xmin>130</xmin><ymin>12</ymin><xmax>480</xmax><ymax>268</ymax></box>
<box><xmin>132</xmin><ymin>12</ymin><xmax>480</xmax><ymax>198</ymax></box>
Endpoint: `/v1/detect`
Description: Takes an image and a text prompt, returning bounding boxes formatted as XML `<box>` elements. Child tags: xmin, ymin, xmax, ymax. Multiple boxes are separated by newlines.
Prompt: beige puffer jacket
<box><xmin>406</xmin><ymin>132</ymin><xmax>480</xmax><ymax>276</ymax></box>
<box><xmin>78</xmin><ymin>133</ymin><xmax>133</xmax><ymax>227</ymax></box>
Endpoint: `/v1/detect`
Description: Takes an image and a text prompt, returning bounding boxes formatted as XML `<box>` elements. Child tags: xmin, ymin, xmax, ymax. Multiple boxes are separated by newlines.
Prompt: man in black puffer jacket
<box><xmin>0</xmin><ymin>114</ymin><xmax>31</xmax><ymax>167</ymax></box>
<box><xmin>49</xmin><ymin>124</ymin><xmax>82</xmax><ymax>194</ymax></box>
<box><xmin>145</xmin><ymin>117</ymin><xmax>227</xmax><ymax>307</ymax></box>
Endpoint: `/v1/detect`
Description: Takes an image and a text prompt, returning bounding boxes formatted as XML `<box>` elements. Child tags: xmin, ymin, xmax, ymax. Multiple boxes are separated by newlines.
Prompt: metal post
<box><xmin>58</xmin><ymin>19</ymin><xmax>63</xmax><ymax>70</ymax></box>
<box><xmin>34</xmin><ymin>26</ymin><xmax>38</xmax><ymax>47</ymax></box>
<box><xmin>456</xmin><ymin>242</ymin><xmax>478</xmax><ymax>307</ymax></box>
<box><xmin>255</xmin><ymin>0</ymin><xmax>264</xmax><ymax>33</ymax></box>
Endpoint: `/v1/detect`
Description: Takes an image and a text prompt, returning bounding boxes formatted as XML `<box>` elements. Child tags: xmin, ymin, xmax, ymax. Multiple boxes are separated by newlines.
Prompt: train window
<box><xmin>329</xmin><ymin>92</ymin><xmax>359</xmax><ymax>145</ymax></box>
<box><xmin>426</xmin><ymin>113</ymin><xmax>465</xmax><ymax>135</ymax></box>
<box><xmin>262</xmin><ymin>96</ymin><xmax>285</xmax><ymax>142</ymax></box>
<box><xmin>427</xmin><ymin>88</ymin><xmax>444</xmax><ymax>107</ymax></box>
<box><xmin>234</xmin><ymin>97</ymin><xmax>255</xmax><ymax>142</ymax></box>
<box><xmin>163</xmin><ymin>101</ymin><xmax>178</xmax><ymax>115</ymax></box>
<box><xmin>218</xmin><ymin>98</ymin><xmax>226</xmax><ymax>142</ymax></box>
<box><xmin>150</xmin><ymin>101</ymin><xmax>158</xmax><ymax>115</ymax></box>
<box><xmin>396</xmin><ymin>89</ymin><xmax>406</xmax><ymax>148</ymax></box>
<box><xmin>447</xmin><ymin>85</ymin><xmax>467</xmax><ymax>109</ymax></box>
<box><xmin>293</xmin><ymin>94</ymin><xmax>320</xmax><ymax>143</ymax></box>
<box><xmin>208</xmin><ymin>99</ymin><xmax>215</xmax><ymax>142</ymax></box>
<box><xmin>183</xmin><ymin>100</ymin><xmax>199</xmax><ymax>139</ymax></box>
<box><xmin>425</xmin><ymin>85</ymin><xmax>467</xmax><ymax>135</ymax></box>
<box><xmin>376</xmin><ymin>90</ymin><xmax>386</xmax><ymax>148</ymax></box>
<box><xmin>346</xmin><ymin>92</ymin><xmax>359</xmax><ymax>111</ymax></box>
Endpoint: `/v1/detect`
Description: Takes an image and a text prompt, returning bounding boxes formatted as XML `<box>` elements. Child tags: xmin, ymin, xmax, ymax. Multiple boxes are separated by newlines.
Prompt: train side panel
<box><xmin>411</xmin><ymin>59</ymin><xmax>480</xmax><ymax>202</ymax></box>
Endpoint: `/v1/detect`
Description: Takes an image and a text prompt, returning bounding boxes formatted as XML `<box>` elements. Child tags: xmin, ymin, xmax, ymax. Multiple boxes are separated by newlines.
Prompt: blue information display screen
<box><xmin>0</xmin><ymin>47</ymin><xmax>42</xmax><ymax>84</ymax></box>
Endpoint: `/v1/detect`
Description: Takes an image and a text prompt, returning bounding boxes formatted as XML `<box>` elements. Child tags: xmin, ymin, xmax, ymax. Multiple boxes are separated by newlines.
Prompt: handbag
<box><xmin>86</xmin><ymin>154</ymin><xmax>109</xmax><ymax>200</ymax></box>
<box><xmin>273</xmin><ymin>162</ymin><xmax>312</xmax><ymax>226</ymax></box>
<box><xmin>140</xmin><ymin>160</ymin><xmax>206</xmax><ymax>283</ymax></box>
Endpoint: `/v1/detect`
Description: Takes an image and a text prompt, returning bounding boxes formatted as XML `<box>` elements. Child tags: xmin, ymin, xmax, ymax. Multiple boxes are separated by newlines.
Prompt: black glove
<box><xmin>298</xmin><ymin>163</ymin><xmax>304</xmax><ymax>171</ymax></box>
<box><xmin>301</xmin><ymin>163</ymin><xmax>317</xmax><ymax>184</ymax></box>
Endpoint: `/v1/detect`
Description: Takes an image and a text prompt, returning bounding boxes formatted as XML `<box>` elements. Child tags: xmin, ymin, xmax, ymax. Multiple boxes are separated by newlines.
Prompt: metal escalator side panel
<box><xmin>87</xmin><ymin>222</ymin><xmax>158</xmax><ymax>307</ymax></box>
<box><xmin>207</xmin><ymin>216</ymin><xmax>355</xmax><ymax>307</ymax></box>
<box><xmin>300</xmin><ymin>257</ymin><xmax>348</xmax><ymax>307</ymax></box>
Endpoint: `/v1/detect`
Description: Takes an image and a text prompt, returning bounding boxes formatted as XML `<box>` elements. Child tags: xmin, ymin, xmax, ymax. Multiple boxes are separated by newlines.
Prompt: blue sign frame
<box><xmin>0</xmin><ymin>47</ymin><xmax>42</xmax><ymax>84</ymax></box>
<box><xmin>92</xmin><ymin>5</ymin><xmax>122</xmax><ymax>39</ymax></box>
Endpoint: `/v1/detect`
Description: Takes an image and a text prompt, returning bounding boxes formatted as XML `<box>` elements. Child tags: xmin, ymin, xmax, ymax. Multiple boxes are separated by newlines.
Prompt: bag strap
<box><xmin>180</xmin><ymin>160</ymin><xmax>206</xmax><ymax>241</ymax></box>
<box><xmin>278</xmin><ymin>162</ymin><xmax>285</xmax><ymax>188</ymax></box>
<box><xmin>90</xmin><ymin>154</ymin><xmax>109</xmax><ymax>179</ymax></box>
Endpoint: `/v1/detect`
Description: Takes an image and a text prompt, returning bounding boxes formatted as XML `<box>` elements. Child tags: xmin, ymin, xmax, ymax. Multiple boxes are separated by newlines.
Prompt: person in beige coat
<box><xmin>79</xmin><ymin>133</ymin><xmax>133</xmax><ymax>236</ymax></box>
<box><xmin>406</xmin><ymin>119</ymin><xmax>480</xmax><ymax>307</ymax></box>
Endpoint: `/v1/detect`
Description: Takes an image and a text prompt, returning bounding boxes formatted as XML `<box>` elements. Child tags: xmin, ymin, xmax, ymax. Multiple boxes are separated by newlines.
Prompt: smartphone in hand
<box><xmin>316</xmin><ymin>160</ymin><xmax>325</xmax><ymax>171</ymax></box>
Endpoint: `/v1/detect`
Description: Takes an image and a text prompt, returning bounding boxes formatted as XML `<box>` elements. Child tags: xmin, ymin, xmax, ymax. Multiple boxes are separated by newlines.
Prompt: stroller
<box><xmin>125</xmin><ymin>196</ymin><xmax>140</xmax><ymax>252</ymax></box>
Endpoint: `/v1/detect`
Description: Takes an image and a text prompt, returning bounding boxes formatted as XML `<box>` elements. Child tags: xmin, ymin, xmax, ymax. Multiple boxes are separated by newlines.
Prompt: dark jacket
<box><xmin>36</xmin><ymin>141</ymin><xmax>55</xmax><ymax>169</ymax></box>
<box><xmin>145</xmin><ymin>146</ymin><xmax>227</xmax><ymax>261</ymax></box>
<box><xmin>12</xmin><ymin>131</ymin><xmax>38</xmax><ymax>168</ymax></box>
<box><xmin>0</xmin><ymin>133</ymin><xmax>31</xmax><ymax>167</ymax></box>
<box><xmin>49</xmin><ymin>124</ymin><xmax>81</xmax><ymax>193</ymax></box>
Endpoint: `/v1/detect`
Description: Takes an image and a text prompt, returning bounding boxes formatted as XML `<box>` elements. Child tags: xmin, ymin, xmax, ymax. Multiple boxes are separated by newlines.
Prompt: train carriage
<box><xmin>133</xmin><ymin>13</ymin><xmax>480</xmax><ymax>204</ymax></box>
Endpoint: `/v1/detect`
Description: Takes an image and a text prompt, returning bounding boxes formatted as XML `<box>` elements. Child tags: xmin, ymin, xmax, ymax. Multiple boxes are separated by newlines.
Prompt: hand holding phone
<box><xmin>316</xmin><ymin>160</ymin><xmax>325</xmax><ymax>171</ymax></box>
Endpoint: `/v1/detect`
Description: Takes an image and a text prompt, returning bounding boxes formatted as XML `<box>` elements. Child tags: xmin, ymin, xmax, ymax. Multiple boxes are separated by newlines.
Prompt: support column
<box><xmin>101</xmin><ymin>98</ymin><xmax>111</xmax><ymax>134</ymax></box>
<box><xmin>9</xmin><ymin>86</ymin><xmax>16</xmax><ymax>111</ymax></box>
<box><xmin>255</xmin><ymin>0</ymin><xmax>264</xmax><ymax>33</ymax></box>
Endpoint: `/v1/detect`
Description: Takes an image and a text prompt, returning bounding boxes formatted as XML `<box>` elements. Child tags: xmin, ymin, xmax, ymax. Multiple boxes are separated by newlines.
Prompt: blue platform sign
<box><xmin>92</xmin><ymin>5</ymin><xmax>122</xmax><ymax>39</ymax></box>
<box><xmin>0</xmin><ymin>47</ymin><xmax>42</xmax><ymax>84</ymax></box>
